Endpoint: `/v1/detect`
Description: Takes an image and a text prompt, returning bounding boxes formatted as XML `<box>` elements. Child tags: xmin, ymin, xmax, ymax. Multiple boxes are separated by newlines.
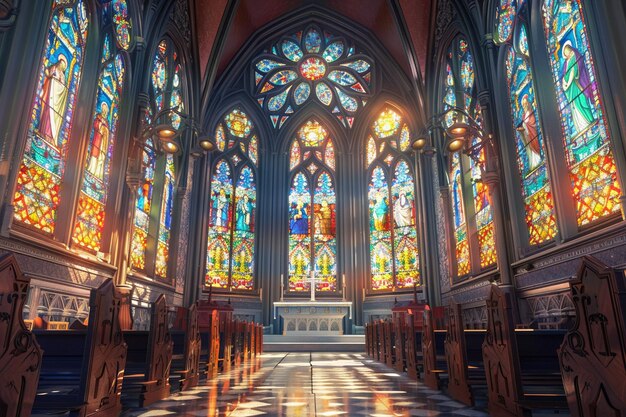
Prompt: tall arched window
<box><xmin>442</xmin><ymin>38</ymin><xmax>497</xmax><ymax>279</ymax></box>
<box><xmin>205</xmin><ymin>108</ymin><xmax>258</xmax><ymax>291</ymax></box>
<box><xmin>13</xmin><ymin>0</ymin><xmax>89</xmax><ymax>233</ymax></box>
<box><xmin>496</xmin><ymin>1</ymin><xmax>558</xmax><ymax>246</ymax></box>
<box><xmin>72</xmin><ymin>1</ymin><xmax>130</xmax><ymax>252</ymax></box>
<box><xmin>129</xmin><ymin>38</ymin><xmax>184</xmax><ymax>281</ymax></box>
<box><xmin>542</xmin><ymin>0</ymin><xmax>621</xmax><ymax>226</ymax></box>
<box><xmin>288</xmin><ymin>119</ymin><xmax>337</xmax><ymax>292</ymax></box>
<box><xmin>366</xmin><ymin>109</ymin><xmax>419</xmax><ymax>291</ymax></box>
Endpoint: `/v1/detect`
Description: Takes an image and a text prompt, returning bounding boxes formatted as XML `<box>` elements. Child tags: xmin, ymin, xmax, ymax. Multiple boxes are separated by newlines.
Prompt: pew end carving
<box><xmin>444</xmin><ymin>302</ymin><xmax>473</xmax><ymax>406</ymax></box>
<box><xmin>142</xmin><ymin>294</ymin><xmax>173</xmax><ymax>405</ymax></box>
<box><xmin>0</xmin><ymin>253</ymin><xmax>42</xmax><ymax>417</ymax></box>
<box><xmin>559</xmin><ymin>256</ymin><xmax>626</xmax><ymax>417</ymax></box>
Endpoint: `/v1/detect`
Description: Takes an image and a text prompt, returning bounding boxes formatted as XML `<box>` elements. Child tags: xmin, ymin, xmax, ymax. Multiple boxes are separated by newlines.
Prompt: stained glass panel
<box><xmin>206</xmin><ymin>161</ymin><xmax>233</xmax><ymax>288</ymax></box>
<box><xmin>323</xmin><ymin>41</ymin><xmax>344</xmax><ymax>62</ymax></box>
<box><xmin>506</xmin><ymin>46</ymin><xmax>557</xmax><ymax>244</ymax></box>
<box><xmin>14</xmin><ymin>1</ymin><xmax>88</xmax><ymax>233</ymax></box>
<box><xmin>392</xmin><ymin>161</ymin><xmax>419</xmax><ymax>288</ymax></box>
<box><xmin>249</xmin><ymin>135</ymin><xmax>258</xmax><ymax>166</ymax></box>
<box><xmin>294</xmin><ymin>82</ymin><xmax>310</xmax><ymax>105</ymax></box>
<box><xmin>542</xmin><ymin>0</ymin><xmax>621</xmax><ymax>225</ymax></box>
<box><xmin>450</xmin><ymin>153</ymin><xmax>470</xmax><ymax>276</ymax></box>
<box><xmin>305</xmin><ymin>29</ymin><xmax>322</xmax><ymax>53</ymax></box>
<box><xmin>112</xmin><ymin>0</ymin><xmax>131</xmax><ymax>50</ymax></box>
<box><xmin>373</xmin><ymin>109</ymin><xmax>401</xmax><ymax>138</ymax></box>
<box><xmin>289</xmin><ymin>172</ymin><xmax>311</xmax><ymax>291</ymax></box>
<box><xmin>73</xmin><ymin>53</ymin><xmax>125</xmax><ymax>252</ymax></box>
<box><xmin>226</xmin><ymin>109</ymin><xmax>252</xmax><ymax>138</ymax></box>
<box><xmin>369</xmin><ymin>167</ymin><xmax>393</xmax><ymax>290</ymax></box>
<box><xmin>324</xmin><ymin>141</ymin><xmax>335</xmax><ymax>171</ymax></box>
<box><xmin>155</xmin><ymin>155</ymin><xmax>175</xmax><ymax>278</ymax></box>
<box><xmin>282</xmin><ymin>40</ymin><xmax>303</xmax><ymax>62</ymax></box>
<box><xmin>399</xmin><ymin>125</ymin><xmax>411</xmax><ymax>152</ymax></box>
<box><xmin>315</xmin><ymin>82</ymin><xmax>333</xmax><ymax>106</ymax></box>
<box><xmin>231</xmin><ymin>166</ymin><xmax>255</xmax><ymax>290</ymax></box>
<box><xmin>215</xmin><ymin>123</ymin><xmax>226</xmax><ymax>151</ymax></box>
<box><xmin>130</xmin><ymin>139</ymin><xmax>156</xmax><ymax>270</ymax></box>
<box><xmin>298</xmin><ymin>120</ymin><xmax>327</xmax><ymax>147</ymax></box>
<box><xmin>336</xmin><ymin>88</ymin><xmax>358</xmax><ymax>112</ymax></box>
<box><xmin>366</xmin><ymin>137</ymin><xmax>376</xmax><ymax>167</ymax></box>
<box><xmin>495</xmin><ymin>0</ymin><xmax>516</xmax><ymax>44</ymax></box>
<box><xmin>313</xmin><ymin>172</ymin><xmax>337</xmax><ymax>291</ymax></box>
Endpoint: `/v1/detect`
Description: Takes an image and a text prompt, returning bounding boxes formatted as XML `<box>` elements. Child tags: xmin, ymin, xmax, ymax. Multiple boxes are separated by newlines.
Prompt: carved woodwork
<box><xmin>393</xmin><ymin>316</ymin><xmax>406</xmax><ymax>372</ymax></box>
<box><xmin>422</xmin><ymin>305</ymin><xmax>440</xmax><ymax>389</ymax></box>
<box><xmin>444</xmin><ymin>302</ymin><xmax>473</xmax><ymax>406</ymax></box>
<box><xmin>405</xmin><ymin>313</ymin><xmax>419</xmax><ymax>380</ymax></box>
<box><xmin>142</xmin><ymin>294</ymin><xmax>173</xmax><ymax>405</ymax></box>
<box><xmin>0</xmin><ymin>253</ymin><xmax>42</xmax><ymax>417</ymax></box>
<box><xmin>365</xmin><ymin>323</ymin><xmax>371</xmax><ymax>357</ymax></box>
<box><xmin>482</xmin><ymin>285</ymin><xmax>525</xmax><ymax>417</ymax></box>
<box><xmin>80</xmin><ymin>279</ymin><xmax>129</xmax><ymax>417</ymax></box>
<box><xmin>257</xmin><ymin>323</ymin><xmax>263</xmax><ymax>354</ymax></box>
<box><xmin>559</xmin><ymin>256</ymin><xmax>626</xmax><ymax>417</ymax></box>
<box><xmin>384</xmin><ymin>319</ymin><xmax>394</xmax><ymax>368</ymax></box>
<box><xmin>179</xmin><ymin>303</ymin><xmax>200</xmax><ymax>391</ymax></box>
<box><xmin>376</xmin><ymin>319</ymin><xmax>385</xmax><ymax>362</ymax></box>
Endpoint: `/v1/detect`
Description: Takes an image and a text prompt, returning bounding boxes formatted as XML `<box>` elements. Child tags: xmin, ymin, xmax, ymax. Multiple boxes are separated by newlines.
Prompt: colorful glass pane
<box><xmin>282</xmin><ymin>40</ymin><xmax>303</xmax><ymax>62</ymax></box>
<box><xmin>369</xmin><ymin>167</ymin><xmax>393</xmax><ymax>290</ymax></box>
<box><xmin>399</xmin><ymin>125</ymin><xmax>411</xmax><ymax>151</ymax></box>
<box><xmin>155</xmin><ymin>155</ymin><xmax>175</xmax><ymax>278</ymax></box>
<box><xmin>325</xmin><ymin>141</ymin><xmax>335</xmax><ymax>171</ymax></box>
<box><xmin>506</xmin><ymin>46</ymin><xmax>557</xmax><ymax>244</ymax></box>
<box><xmin>373</xmin><ymin>109</ymin><xmax>401</xmax><ymax>138</ymax></box>
<box><xmin>206</xmin><ymin>161</ymin><xmax>233</xmax><ymax>288</ymax></box>
<box><xmin>226</xmin><ymin>109</ymin><xmax>252</xmax><ymax>138</ymax></box>
<box><xmin>73</xmin><ymin>53</ymin><xmax>125</xmax><ymax>252</ymax></box>
<box><xmin>249</xmin><ymin>136</ymin><xmax>258</xmax><ymax>166</ymax></box>
<box><xmin>495</xmin><ymin>0</ymin><xmax>516</xmax><ymax>44</ymax></box>
<box><xmin>130</xmin><ymin>139</ymin><xmax>156</xmax><ymax>270</ymax></box>
<box><xmin>366</xmin><ymin>137</ymin><xmax>377</xmax><ymax>167</ymax></box>
<box><xmin>392</xmin><ymin>161</ymin><xmax>419</xmax><ymax>288</ymax></box>
<box><xmin>215</xmin><ymin>124</ymin><xmax>226</xmax><ymax>151</ymax></box>
<box><xmin>298</xmin><ymin>120</ymin><xmax>327</xmax><ymax>147</ymax></box>
<box><xmin>290</xmin><ymin>141</ymin><xmax>301</xmax><ymax>171</ymax></box>
<box><xmin>293</xmin><ymin>82</ymin><xmax>310</xmax><ymax>106</ymax></box>
<box><xmin>328</xmin><ymin>70</ymin><xmax>356</xmax><ymax>86</ymax></box>
<box><xmin>299</xmin><ymin>57</ymin><xmax>326</xmax><ymax>81</ymax></box>
<box><xmin>268</xmin><ymin>87</ymin><xmax>290</xmax><ymax>111</ymax></box>
<box><xmin>450</xmin><ymin>153</ymin><xmax>470</xmax><ymax>275</ymax></box>
<box><xmin>315</xmin><ymin>82</ymin><xmax>333</xmax><ymax>106</ymax></box>
<box><xmin>313</xmin><ymin>172</ymin><xmax>337</xmax><ymax>291</ymax></box>
<box><xmin>289</xmin><ymin>172</ymin><xmax>311</xmax><ymax>291</ymax></box>
<box><xmin>323</xmin><ymin>41</ymin><xmax>344</xmax><ymax>62</ymax></box>
<box><xmin>304</xmin><ymin>29</ymin><xmax>322</xmax><ymax>53</ymax></box>
<box><xmin>256</xmin><ymin>59</ymin><xmax>284</xmax><ymax>73</ymax></box>
<box><xmin>112</xmin><ymin>0</ymin><xmax>131</xmax><ymax>50</ymax></box>
<box><xmin>269</xmin><ymin>70</ymin><xmax>297</xmax><ymax>86</ymax></box>
<box><xmin>542</xmin><ymin>0</ymin><xmax>621</xmax><ymax>225</ymax></box>
<box><xmin>231</xmin><ymin>166</ymin><xmax>255</xmax><ymax>290</ymax></box>
<box><xmin>443</xmin><ymin>62</ymin><xmax>457</xmax><ymax>127</ymax></box>
<box><xmin>14</xmin><ymin>1</ymin><xmax>88</xmax><ymax>233</ymax></box>
<box><xmin>341</xmin><ymin>60</ymin><xmax>370</xmax><ymax>73</ymax></box>
<box><xmin>336</xmin><ymin>88</ymin><xmax>358</xmax><ymax>112</ymax></box>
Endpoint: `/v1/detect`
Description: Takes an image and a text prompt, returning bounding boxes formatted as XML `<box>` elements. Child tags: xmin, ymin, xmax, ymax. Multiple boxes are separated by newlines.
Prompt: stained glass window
<box><xmin>542</xmin><ymin>0</ymin><xmax>621</xmax><ymax>226</ymax></box>
<box><xmin>129</xmin><ymin>37</ymin><xmax>184</xmax><ymax>280</ymax></box>
<box><xmin>14</xmin><ymin>0</ymin><xmax>89</xmax><ymax>233</ymax></box>
<box><xmin>205</xmin><ymin>108</ymin><xmax>258</xmax><ymax>291</ymax></box>
<box><xmin>495</xmin><ymin>0</ymin><xmax>517</xmax><ymax>44</ymax></box>
<box><xmin>367</xmin><ymin>109</ymin><xmax>420</xmax><ymax>291</ymax></box>
<box><xmin>442</xmin><ymin>38</ymin><xmax>497</xmax><ymax>277</ymax></box>
<box><xmin>253</xmin><ymin>25</ymin><xmax>373</xmax><ymax>129</ymax></box>
<box><xmin>288</xmin><ymin>119</ymin><xmax>337</xmax><ymax>292</ymax></box>
<box><xmin>505</xmin><ymin>24</ymin><xmax>558</xmax><ymax>245</ymax></box>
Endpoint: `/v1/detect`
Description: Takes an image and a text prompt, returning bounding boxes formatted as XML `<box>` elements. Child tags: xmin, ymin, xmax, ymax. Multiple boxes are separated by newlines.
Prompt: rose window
<box><xmin>253</xmin><ymin>26</ymin><xmax>374</xmax><ymax>129</ymax></box>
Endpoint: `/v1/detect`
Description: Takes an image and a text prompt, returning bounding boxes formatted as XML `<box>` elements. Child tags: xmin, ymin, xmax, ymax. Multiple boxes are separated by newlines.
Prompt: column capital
<box><xmin>481</xmin><ymin>170</ymin><xmax>500</xmax><ymax>188</ymax></box>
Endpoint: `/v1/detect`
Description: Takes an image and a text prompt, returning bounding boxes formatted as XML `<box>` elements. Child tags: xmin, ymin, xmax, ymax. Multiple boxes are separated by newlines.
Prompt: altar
<box><xmin>273</xmin><ymin>301</ymin><xmax>353</xmax><ymax>335</ymax></box>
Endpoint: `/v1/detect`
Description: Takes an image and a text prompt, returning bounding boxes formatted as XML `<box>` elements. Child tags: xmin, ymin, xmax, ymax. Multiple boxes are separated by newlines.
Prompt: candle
<box><xmin>280</xmin><ymin>274</ymin><xmax>284</xmax><ymax>301</ymax></box>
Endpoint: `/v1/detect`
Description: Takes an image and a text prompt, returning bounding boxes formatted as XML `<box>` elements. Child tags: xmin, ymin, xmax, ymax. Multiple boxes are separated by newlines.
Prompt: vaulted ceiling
<box><xmin>193</xmin><ymin>0</ymin><xmax>433</xmax><ymax>89</ymax></box>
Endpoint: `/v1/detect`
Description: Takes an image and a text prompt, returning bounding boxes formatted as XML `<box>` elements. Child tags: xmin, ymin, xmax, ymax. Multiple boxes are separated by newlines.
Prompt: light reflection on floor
<box><xmin>122</xmin><ymin>352</ymin><xmax>489</xmax><ymax>417</ymax></box>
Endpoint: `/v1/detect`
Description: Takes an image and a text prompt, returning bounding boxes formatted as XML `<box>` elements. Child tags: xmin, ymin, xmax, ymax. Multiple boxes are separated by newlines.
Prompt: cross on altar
<box><xmin>309</xmin><ymin>271</ymin><xmax>318</xmax><ymax>301</ymax></box>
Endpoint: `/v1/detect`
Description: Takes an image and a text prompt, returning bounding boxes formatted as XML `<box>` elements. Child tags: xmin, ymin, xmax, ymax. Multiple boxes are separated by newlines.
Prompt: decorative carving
<box><xmin>432</xmin><ymin>0</ymin><xmax>457</xmax><ymax>62</ymax></box>
<box><xmin>559</xmin><ymin>256</ymin><xmax>626</xmax><ymax>417</ymax></box>
<box><xmin>180</xmin><ymin>303</ymin><xmax>200</xmax><ymax>390</ymax></box>
<box><xmin>384</xmin><ymin>320</ymin><xmax>394</xmax><ymax>368</ymax></box>
<box><xmin>405</xmin><ymin>313</ymin><xmax>419</xmax><ymax>380</ymax></box>
<box><xmin>444</xmin><ymin>302</ymin><xmax>473</xmax><ymax>406</ymax></box>
<box><xmin>422</xmin><ymin>305</ymin><xmax>440</xmax><ymax>389</ymax></box>
<box><xmin>170</xmin><ymin>0</ymin><xmax>191</xmax><ymax>52</ymax></box>
<box><xmin>81</xmin><ymin>279</ymin><xmax>129</xmax><ymax>416</ymax></box>
<box><xmin>462</xmin><ymin>305</ymin><xmax>488</xmax><ymax>329</ymax></box>
<box><xmin>142</xmin><ymin>295</ymin><xmax>173</xmax><ymax>405</ymax></box>
<box><xmin>524</xmin><ymin>292</ymin><xmax>574</xmax><ymax>324</ymax></box>
<box><xmin>482</xmin><ymin>285</ymin><xmax>525</xmax><ymax>417</ymax></box>
<box><xmin>36</xmin><ymin>290</ymin><xmax>90</xmax><ymax>322</ymax></box>
<box><xmin>0</xmin><ymin>253</ymin><xmax>42</xmax><ymax>417</ymax></box>
<box><xmin>393</xmin><ymin>315</ymin><xmax>406</xmax><ymax>372</ymax></box>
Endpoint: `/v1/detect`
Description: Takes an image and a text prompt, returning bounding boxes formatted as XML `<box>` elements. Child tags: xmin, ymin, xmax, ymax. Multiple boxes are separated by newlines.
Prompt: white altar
<box><xmin>273</xmin><ymin>301</ymin><xmax>353</xmax><ymax>335</ymax></box>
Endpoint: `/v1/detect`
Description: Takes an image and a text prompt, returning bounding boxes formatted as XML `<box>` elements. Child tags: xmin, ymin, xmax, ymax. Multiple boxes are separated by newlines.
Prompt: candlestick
<box><xmin>342</xmin><ymin>274</ymin><xmax>347</xmax><ymax>301</ymax></box>
<box><xmin>280</xmin><ymin>274</ymin><xmax>284</xmax><ymax>301</ymax></box>
<box><xmin>310</xmin><ymin>271</ymin><xmax>315</xmax><ymax>302</ymax></box>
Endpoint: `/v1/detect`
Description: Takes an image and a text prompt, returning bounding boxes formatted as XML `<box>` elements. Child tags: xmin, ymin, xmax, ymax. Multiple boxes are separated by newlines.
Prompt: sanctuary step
<box><xmin>263</xmin><ymin>334</ymin><xmax>365</xmax><ymax>352</ymax></box>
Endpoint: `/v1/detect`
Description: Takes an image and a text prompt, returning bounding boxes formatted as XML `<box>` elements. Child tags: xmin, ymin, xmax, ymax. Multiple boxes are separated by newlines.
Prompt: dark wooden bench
<box><xmin>422</xmin><ymin>305</ymin><xmax>447</xmax><ymax>389</ymax></box>
<box><xmin>483</xmin><ymin>284</ymin><xmax>568</xmax><ymax>417</ymax></box>
<box><xmin>405</xmin><ymin>313</ymin><xmax>423</xmax><ymax>380</ymax></box>
<box><xmin>0</xmin><ymin>253</ymin><xmax>42</xmax><ymax>417</ymax></box>
<box><xmin>198</xmin><ymin>308</ymin><xmax>220</xmax><ymax>380</ymax></box>
<box><xmin>121</xmin><ymin>294</ymin><xmax>172</xmax><ymax>407</ymax></box>
<box><xmin>32</xmin><ymin>279</ymin><xmax>128</xmax><ymax>417</ymax></box>
<box><xmin>559</xmin><ymin>256</ymin><xmax>626</xmax><ymax>416</ymax></box>
<box><xmin>383</xmin><ymin>319</ymin><xmax>395</xmax><ymax>368</ymax></box>
<box><xmin>170</xmin><ymin>303</ymin><xmax>201</xmax><ymax>391</ymax></box>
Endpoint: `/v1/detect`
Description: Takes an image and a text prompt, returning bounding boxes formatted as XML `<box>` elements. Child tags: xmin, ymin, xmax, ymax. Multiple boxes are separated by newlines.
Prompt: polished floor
<box><xmin>123</xmin><ymin>352</ymin><xmax>489</xmax><ymax>417</ymax></box>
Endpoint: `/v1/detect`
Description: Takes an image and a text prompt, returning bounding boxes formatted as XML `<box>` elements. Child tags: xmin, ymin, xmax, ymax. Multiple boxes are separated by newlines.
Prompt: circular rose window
<box><xmin>299</xmin><ymin>56</ymin><xmax>326</xmax><ymax>81</ymax></box>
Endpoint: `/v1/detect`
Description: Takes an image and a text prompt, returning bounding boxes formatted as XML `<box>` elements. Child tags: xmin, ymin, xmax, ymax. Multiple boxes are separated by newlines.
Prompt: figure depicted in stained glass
<box><xmin>236</xmin><ymin>194</ymin><xmax>253</xmax><ymax>232</ymax></box>
<box><xmin>86</xmin><ymin>102</ymin><xmax>110</xmax><ymax>179</ymax></box>
<box><xmin>393</xmin><ymin>192</ymin><xmax>413</xmax><ymax>227</ymax></box>
<box><xmin>290</xmin><ymin>199</ymin><xmax>309</xmax><ymax>235</ymax></box>
<box><xmin>372</xmin><ymin>195</ymin><xmax>389</xmax><ymax>232</ymax></box>
<box><xmin>516</xmin><ymin>95</ymin><xmax>541</xmax><ymax>170</ymax></box>
<box><xmin>39</xmin><ymin>55</ymin><xmax>69</xmax><ymax>144</ymax></box>
<box><xmin>212</xmin><ymin>188</ymin><xmax>230</xmax><ymax>230</ymax></box>
<box><xmin>316</xmin><ymin>200</ymin><xmax>333</xmax><ymax>235</ymax></box>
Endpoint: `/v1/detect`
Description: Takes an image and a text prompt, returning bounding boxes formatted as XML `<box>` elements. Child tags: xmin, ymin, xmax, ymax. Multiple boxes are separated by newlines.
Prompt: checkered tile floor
<box><xmin>122</xmin><ymin>352</ymin><xmax>489</xmax><ymax>417</ymax></box>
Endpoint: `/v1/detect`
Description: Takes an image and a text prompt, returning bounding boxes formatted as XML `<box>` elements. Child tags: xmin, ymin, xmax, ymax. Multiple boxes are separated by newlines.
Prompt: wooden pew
<box><xmin>256</xmin><ymin>323</ymin><xmax>263</xmax><ymax>354</ymax></box>
<box><xmin>32</xmin><ymin>279</ymin><xmax>128</xmax><ymax>417</ymax></box>
<box><xmin>393</xmin><ymin>315</ymin><xmax>406</xmax><ymax>372</ymax></box>
<box><xmin>559</xmin><ymin>256</ymin><xmax>626</xmax><ymax>416</ymax></box>
<box><xmin>482</xmin><ymin>284</ymin><xmax>567</xmax><ymax>417</ymax></box>
<box><xmin>198</xmin><ymin>308</ymin><xmax>220</xmax><ymax>379</ymax></box>
<box><xmin>422</xmin><ymin>305</ymin><xmax>447</xmax><ymax>390</ymax></box>
<box><xmin>405</xmin><ymin>313</ymin><xmax>423</xmax><ymax>380</ymax></box>
<box><xmin>121</xmin><ymin>294</ymin><xmax>173</xmax><ymax>407</ymax></box>
<box><xmin>376</xmin><ymin>319</ymin><xmax>385</xmax><ymax>363</ymax></box>
<box><xmin>383</xmin><ymin>319</ymin><xmax>395</xmax><ymax>368</ymax></box>
<box><xmin>0</xmin><ymin>253</ymin><xmax>43</xmax><ymax>417</ymax></box>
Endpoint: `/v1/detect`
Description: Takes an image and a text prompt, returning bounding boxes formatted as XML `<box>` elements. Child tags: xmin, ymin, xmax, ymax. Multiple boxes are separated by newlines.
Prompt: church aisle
<box><xmin>123</xmin><ymin>352</ymin><xmax>488</xmax><ymax>417</ymax></box>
